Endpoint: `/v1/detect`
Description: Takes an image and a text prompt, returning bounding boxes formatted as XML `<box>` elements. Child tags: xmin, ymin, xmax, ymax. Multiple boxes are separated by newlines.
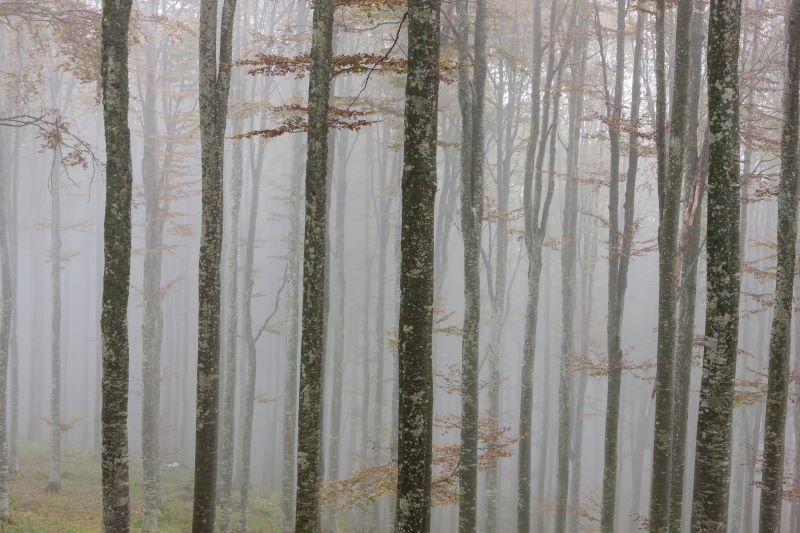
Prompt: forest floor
<box><xmin>5</xmin><ymin>441</ymin><xmax>281</xmax><ymax>532</ymax></box>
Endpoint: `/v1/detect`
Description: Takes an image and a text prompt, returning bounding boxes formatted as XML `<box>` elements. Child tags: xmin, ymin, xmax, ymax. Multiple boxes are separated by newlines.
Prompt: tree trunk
<box><xmin>7</xmin><ymin>127</ymin><xmax>19</xmax><ymax>477</ymax></box>
<box><xmin>140</xmin><ymin>20</ymin><xmax>165</xmax><ymax>528</ymax></box>
<box><xmin>556</xmin><ymin>7</ymin><xmax>586</xmax><ymax>530</ymax></box>
<box><xmin>568</xmin><ymin>199</ymin><xmax>599</xmax><ymax>533</ymax></box>
<box><xmin>668</xmin><ymin>3</ymin><xmax>708</xmax><ymax>529</ymax></box>
<box><xmin>516</xmin><ymin>1</ymin><xmax>556</xmax><ymax>529</ymax></box>
<box><xmin>395</xmin><ymin>0</ymin><xmax>442</xmax><ymax>529</ymax></box>
<box><xmin>294</xmin><ymin>0</ymin><xmax>335</xmax><ymax>528</ymax></box>
<box><xmin>193</xmin><ymin>0</ymin><xmax>237</xmax><ymax>528</ymax></box>
<box><xmin>325</xmin><ymin>127</ymin><xmax>349</xmax><ymax>531</ymax></box>
<box><xmin>48</xmin><ymin>150</ymin><xmax>62</xmax><ymax>494</ymax></box>
<box><xmin>371</xmin><ymin>126</ymin><xmax>391</xmax><ymax>527</ymax></box>
<box><xmin>0</xmin><ymin>125</ymin><xmax>12</xmax><ymax>523</ymax></box>
<box><xmin>99</xmin><ymin>0</ymin><xmax>134</xmax><ymax>528</ymax></box>
<box><xmin>217</xmin><ymin>110</ymin><xmax>244</xmax><ymax>533</ymax></box>
<box><xmin>757</xmin><ymin>0</ymin><xmax>800</xmax><ymax>527</ymax></box>
<box><xmin>649</xmin><ymin>0</ymin><xmax>693</xmax><ymax>530</ymax></box>
<box><xmin>282</xmin><ymin>112</ymin><xmax>304</xmax><ymax>533</ymax></box>
<box><xmin>237</xmin><ymin>128</ymin><xmax>264</xmax><ymax>533</ymax></box>
<box><xmin>690</xmin><ymin>0</ymin><xmax>743</xmax><ymax>528</ymax></box>
<box><xmin>599</xmin><ymin>0</ymin><xmax>626</xmax><ymax>526</ymax></box>
<box><xmin>456</xmin><ymin>0</ymin><xmax>487</xmax><ymax>528</ymax></box>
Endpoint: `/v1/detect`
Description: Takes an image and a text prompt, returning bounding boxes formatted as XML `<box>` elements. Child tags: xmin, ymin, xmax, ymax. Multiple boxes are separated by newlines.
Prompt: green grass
<box><xmin>4</xmin><ymin>441</ymin><xmax>280</xmax><ymax>532</ymax></box>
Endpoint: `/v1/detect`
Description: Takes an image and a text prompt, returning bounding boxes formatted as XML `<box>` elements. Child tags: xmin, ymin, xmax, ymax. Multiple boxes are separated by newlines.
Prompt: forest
<box><xmin>1</xmin><ymin>0</ymin><xmax>800</xmax><ymax>531</ymax></box>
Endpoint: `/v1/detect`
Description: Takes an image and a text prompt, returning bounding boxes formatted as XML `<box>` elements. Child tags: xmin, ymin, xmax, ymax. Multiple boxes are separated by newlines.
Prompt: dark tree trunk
<box><xmin>192</xmin><ymin>0</ymin><xmax>237</xmax><ymax>528</ymax></box>
<box><xmin>690</xmin><ymin>0</ymin><xmax>743</xmax><ymax>529</ymax></box>
<box><xmin>649</xmin><ymin>0</ymin><xmax>694</xmax><ymax>529</ymax></box>
<box><xmin>757</xmin><ymin>0</ymin><xmax>800</xmax><ymax>527</ymax></box>
<box><xmin>456</xmin><ymin>0</ymin><xmax>487</xmax><ymax>528</ymax></box>
<box><xmin>99</xmin><ymin>0</ymin><xmax>134</xmax><ymax>528</ymax></box>
<box><xmin>395</xmin><ymin>0</ymin><xmax>442</xmax><ymax>529</ymax></box>
<box><xmin>668</xmin><ymin>2</ymin><xmax>708</xmax><ymax>529</ymax></box>
<box><xmin>294</xmin><ymin>0</ymin><xmax>335</xmax><ymax>528</ymax></box>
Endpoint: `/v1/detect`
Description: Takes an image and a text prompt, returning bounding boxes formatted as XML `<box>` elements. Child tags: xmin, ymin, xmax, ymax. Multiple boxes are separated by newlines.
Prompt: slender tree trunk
<box><xmin>516</xmin><ymin>2</ymin><xmax>553</xmax><ymax>529</ymax></box>
<box><xmin>757</xmin><ymin>0</ymin><xmax>800</xmax><ymax>527</ymax></box>
<box><xmin>0</xmin><ymin>128</ymin><xmax>12</xmax><ymax>523</ymax></box>
<box><xmin>690</xmin><ymin>0</ymin><xmax>743</xmax><ymax>529</ymax></box>
<box><xmin>568</xmin><ymin>200</ymin><xmax>599</xmax><ymax>533</ymax></box>
<box><xmin>484</xmin><ymin>19</ymin><xmax>518</xmax><ymax>529</ymax></box>
<box><xmin>668</xmin><ymin>2</ymin><xmax>707</xmax><ymax>529</ymax></box>
<box><xmin>100</xmin><ymin>0</ymin><xmax>134</xmax><ymax>527</ymax></box>
<box><xmin>294</xmin><ymin>0</ymin><xmax>335</xmax><ymax>528</ymax></box>
<box><xmin>371</xmin><ymin>128</ymin><xmax>391</xmax><ymax>527</ymax></box>
<box><xmin>556</xmin><ymin>9</ymin><xmax>586</xmax><ymax>531</ymax></box>
<box><xmin>360</xmin><ymin>148</ymin><xmax>373</xmax><ymax>465</ymax></box>
<box><xmin>536</xmin><ymin>300</ymin><xmax>552</xmax><ymax>533</ymax></box>
<box><xmin>7</xmin><ymin>133</ymin><xmax>17</xmax><ymax>478</ymax></box>
<box><xmin>599</xmin><ymin>0</ymin><xmax>626</xmax><ymax>526</ymax></box>
<box><xmin>140</xmin><ymin>27</ymin><xmax>165</xmax><ymax>529</ymax></box>
<box><xmin>395</xmin><ymin>0</ymin><xmax>442</xmax><ymax>528</ymax></box>
<box><xmin>48</xmin><ymin>151</ymin><xmax>62</xmax><ymax>494</ymax></box>
<box><xmin>457</xmin><ymin>0</ymin><xmax>487</xmax><ymax>528</ymax></box>
<box><xmin>217</xmin><ymin>111</ymin><xmax>244</xmax><ymax>533</ymax></box>
<box><xmin>650</xmin><ymin>0</ymin><xmax>693</xmax><ymax>530</ymax></box>
<box><xmin>282</xmin><ymin>117</ymin><xmax>304</xmax><ymax>533</ymax></box>
<box><xmin>325</xmin><ymin>127</ymin><xmax>349</xmax><ymax>531</ymax></box>
<box><xmin>237</xmin><ymin>134</ymin><xmax>264</xmax><ymax>533</ymax></box>
<box><xmin>193</xmin><ymin>0</ymin><xmax>237</xmax><ymax>528</ymax></box>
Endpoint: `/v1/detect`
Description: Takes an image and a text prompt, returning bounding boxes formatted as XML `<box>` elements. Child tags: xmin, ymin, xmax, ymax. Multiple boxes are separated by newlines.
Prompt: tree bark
<box><xmin>395</xmin><ymin>0</ymin><xmax>441</xmax><ymax>529</ymax></box>
<box><xmin>99</xmin><ymin>0</ymin><xmax>134</xmax><ymax>528</ymax></box>
<box><xmin>649</xmin><ymin>0</ymin><xmax>694</xmax><ymax>529</ymax></box>
<box><xmin>294</xmin><ymin>0</ymin><xmax>335</xmax><ymax>528</ymax></box>
<box><xmin>668</xmin><ymin>2</ymin><xmax>708</xmax><ymax>529</ymax></box>
<box><xmin>757</xmin><ymin>0</ymin><xmax>800</xmax><ymax>527</ymax></box>
<box><xmin>690</xmin><ymin>0</ymin><xmax>743</xmax><ymax>529</ymax></box>
<box><xmin>192</xmin><ymin>0</ymin><xmax>237</xmax><ymax>528</ymax></box>
<box><xmin>456</xmin><ymin>0</ymin><xmax>487</xmax><ymax>528</ymax></box>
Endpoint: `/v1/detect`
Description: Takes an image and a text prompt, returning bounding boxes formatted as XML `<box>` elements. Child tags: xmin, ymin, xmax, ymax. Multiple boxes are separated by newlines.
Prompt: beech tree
<box><xmin>757</xmin><ymin>0</ymin><xmax>800</xmax><ymax>528</ymax></box>
<box><xmin>192</xmin><ymin>0</ymin><xmax>237</xmax><ymax>528</ymax></box>
<box><xmin>691</xmin><ymin>0</ymin><xmax>743</xmax><ymax>529</ymax></box>
<box><xmin>649</xmin><ymin>0</ymin><xmax>693</xmax><ymax>529</ymax></box>
<box><xmin>294</xmin><ymin>0</ymin><xmax>334</xmax><ymax>529</ymax></box>
<box><xmin>395</xmin><ymin>0</ymin><xmax>442</xmax><ymax>530</ymax></box>
<box><xmin>99</xmin><ymin>0</ymin><xmax>134</xmax><ymax>529</ymax></box>
<box><xmin>456</xmin><ymin>0</ymin><xmax>487</xmax><ymax>528</ymax></box>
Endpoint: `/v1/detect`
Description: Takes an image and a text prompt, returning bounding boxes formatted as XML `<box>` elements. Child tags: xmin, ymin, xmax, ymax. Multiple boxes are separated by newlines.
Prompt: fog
<box><xmin>0</xmin><ymin>0</ymin><xmax>798</xmax><ymax>531</ymax></box>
